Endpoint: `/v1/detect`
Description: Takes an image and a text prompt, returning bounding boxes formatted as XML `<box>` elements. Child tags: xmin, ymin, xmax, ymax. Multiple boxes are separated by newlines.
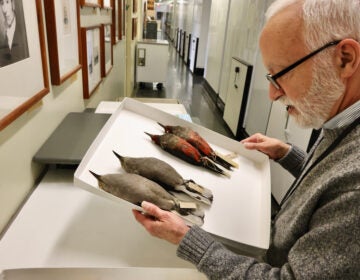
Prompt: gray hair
<box><xmin>265</xmin><ymin>0</ymin><xmax>360</xmax><ymax>50</ymax></box>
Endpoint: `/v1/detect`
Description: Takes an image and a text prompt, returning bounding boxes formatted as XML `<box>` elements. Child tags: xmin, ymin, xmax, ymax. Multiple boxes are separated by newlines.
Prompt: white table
<box><xmin>0</xmin><ymin>267</ymin><xmax>206</xmax><ymax>279</ymax></box>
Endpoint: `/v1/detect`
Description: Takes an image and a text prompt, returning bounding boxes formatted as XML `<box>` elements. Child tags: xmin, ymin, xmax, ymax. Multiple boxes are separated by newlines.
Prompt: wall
<box><xmin>195</xmin><ymin>0</ymin><xmax>210</xmax><ymax>69</ymax></box>
<box><xmin>0</xmin><ymin>1</ymin><xmax>129</xmax><ymax>234</ymax></box>
<box><xmin>126</xmin><ymin>0</ymin><xmax>138</xmax><ymax>96</ymax></box>
<box><xmin>218</xmin><ymin>0</ymin><xmax>267</xmax><ymax>103</ymax></box>
<box><xmin>203</xmin><ymin>0</ymin><xmax>274</xmax><ymax>135</ymax></box>
<box><xmin>183</xmin><ymin>0</ymin><xmax>194</xmax><ymax>64</ymax></box>
<box><xmin>243</xmin><ymin>49</ymin><xmax>272</xmax><ymax>135</ymax></box>
<box><xmin>203</xmin><ymin>0</ymin><xmax>229</xmax><ymax>94</ymax></box>
<box><xmin>188</xmin><ymin>0</ymin><xmax>200</xmax><ymax>72</ymax></box>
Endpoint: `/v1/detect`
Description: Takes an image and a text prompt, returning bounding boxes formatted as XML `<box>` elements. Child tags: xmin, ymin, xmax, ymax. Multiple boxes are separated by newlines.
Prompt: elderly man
<box><xmin>133</xmin><ymin>0</ymin><xmax>360</xmax><ymax>278</ymax></box>
<box><xmin>0</xmin><ymin>0</ymin><xmax>29</xmax><ymax>67</ymax></box>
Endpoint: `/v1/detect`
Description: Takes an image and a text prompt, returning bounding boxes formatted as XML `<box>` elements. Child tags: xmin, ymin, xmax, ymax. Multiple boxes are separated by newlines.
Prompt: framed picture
<box><xmin>102</xmin><ymin>0</ymin><xmax>112</xmax><ymax>9</ymax></box>
<box><xmin>147</xmin><ymin>0</ymin><xmax>154</xmax><ymax>10</ymax></box>
<box><xmin>101</xmin><ymin>24</ymin><xmax>113</xmax><ymax>77</ymax></box>
<box><xmin>44</xmin><ymin>0</ymin><xmax>82</xmax><ymax>85</ymax></box>
<box><xmin>112</xmin><ymin>0</ymin><xmax>123</xmax><ymax>43</ymax></box>
<box><xmin>133</xmin><ymin>0</ymin><xmax>137</xmax><ymax>13</ymax></box>
<box><xmin>122</xmin><ymin>0</ymin><xmax>126</xmax><ymax>36</ymax></box>
<box><xmin>0</xmin><ymin>0</ymin><xmax>49</xmax><ymax>131</ymax></box>
<box><xmin>111</xmin><ymin>0</ymin><xmax>117</xmax><ymax>43</ymax></box>
<box><xmin>142</xmin><ymin>2</ymin><xmax>146</xmax><ymax>28</ymax></box>
<box><xmin>132</xmin><ymin>17</ymin><xmax>137</xmax><ymax>40</ymax></box>
<box><xmin>79</xmin><ymin>0</ymin><xmax>101</xmax><ymax>8</ymax></box>
<box><xmin>81</xmin><ymin>26</ymin><xmax>102</xmax><ymax>99</ymax></box>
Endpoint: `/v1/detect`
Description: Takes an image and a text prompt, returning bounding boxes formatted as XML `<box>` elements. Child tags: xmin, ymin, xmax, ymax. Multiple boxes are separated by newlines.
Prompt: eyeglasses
<box><xmin>266</xmin><ymin>40</ymin><xmax>341</xmax><ymax>90</ymax></box>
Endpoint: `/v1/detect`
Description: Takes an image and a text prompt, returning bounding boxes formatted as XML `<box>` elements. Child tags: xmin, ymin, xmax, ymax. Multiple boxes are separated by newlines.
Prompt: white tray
<box><xmin>74</xmin><ymin>98</ymin><xmax>271</xmax><ymax>251</ymax></box>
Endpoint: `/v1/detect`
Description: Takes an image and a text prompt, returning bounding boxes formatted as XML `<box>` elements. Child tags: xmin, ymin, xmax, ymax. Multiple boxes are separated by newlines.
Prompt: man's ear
<box><xmin>335</xmin><ymin>39</ymin><xmax>360</xmax><ymax>78</ymax></box>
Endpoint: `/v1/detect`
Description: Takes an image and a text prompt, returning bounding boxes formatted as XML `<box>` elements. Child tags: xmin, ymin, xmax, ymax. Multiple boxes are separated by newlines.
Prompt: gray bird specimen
<box><xmin>89</xmin><ymin>171</ymin><xmax>204</xmax><ymax>226</ymax></box>
<box><xmin>113</xmin><ymin>151</ymin><xmax>213</xmax><ymax>205</ymax></box>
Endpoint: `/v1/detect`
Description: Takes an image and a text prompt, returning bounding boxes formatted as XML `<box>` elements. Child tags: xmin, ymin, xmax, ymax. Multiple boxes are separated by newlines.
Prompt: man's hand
<box><xmin>241</xmin><ymin>133</ymin><xmax>290</xmax><ymax>160</ymax></box>
<box><xmin>132</xmin><ymin>201</ymin><xmax>190</xmax><ymax>245</ymax></box>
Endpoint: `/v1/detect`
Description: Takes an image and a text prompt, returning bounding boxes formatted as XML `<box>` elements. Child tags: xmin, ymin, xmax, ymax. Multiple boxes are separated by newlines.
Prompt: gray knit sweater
<box><xmin>177</xmin><ymin>125</ymin><xmax>360</xmax><ymax>279</ymax></box>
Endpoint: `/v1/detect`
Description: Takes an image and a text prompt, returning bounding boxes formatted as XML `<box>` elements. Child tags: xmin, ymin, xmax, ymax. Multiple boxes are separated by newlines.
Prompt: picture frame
<box><xmin>122</xmin><ymin>0</ymin><xmax>126</xmax><ymax>36</ymax></box>
<box><xmin>44</xmin><ymin>0</ymin><xmax>82</xmax><ymax>85</ymax></box>
<box><xmin>0</xmin><ymin>0</ymin><xmax>49</xmax><ymax>131</ymax></box>
<box><xmin>101</xmin><ymin>24</ymin><xmax>113</xmax><ymax>77</ymax></box>
<box><xmin>112</xmin><ymin>0</ymin><xmax>123</xmax><ymax>43</ymax></box>
<box><xmin>133</xmin><ymin>0</ymin><xmax>137</xmax><ymax>13</ymax></box>
<box><xmin>142</xmin><ymin>2</ymin><xmax>146</xmax><ymax>28</ymax></box>
<box><xmin>147</xmin><ymin>0</ymin><xmax>154</xmax><ymax>10</ymax></box>
<box><xmin>79</xmin><ymin>0</ymin><xmax>101</xmax><ymax>8</ymax></box>
<box><xmin>80</xmin><ymin>26</ymin><xmax>102</xmax><ymax>99</ymax></box>
<box><xmin>111</xmin><ymin>0</ymin><xmax>117</xmax><ymax>43</ymax></box>
<box><xmin>132</xmin><ymin>17</ymin><xmax>137</xmax><ymax>40</ymax></box>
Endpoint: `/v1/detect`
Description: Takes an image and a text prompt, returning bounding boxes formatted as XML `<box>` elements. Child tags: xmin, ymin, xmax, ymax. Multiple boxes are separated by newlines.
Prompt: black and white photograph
<box><xmin>79</xmin><ymin>0</ymin><xmax>101</xmax><ymax>8</ymax></box>
<box><xmin>62</xmin><ymin>0</ymin><xmax>71</xmax><ymax>35</ymax></box>
<box><xmin>0</xmin><ymin>0</ymin><xmax>49</xmax><ymax>130</ymax></box>
<box><xmin>102</xmin><ymin>0</ymin><xmax>111</xmax><ymax>9</ymax></box>
<box><xmin>81</xmin><ymin>26</ymin><xmax>101</xmax><ymax>98</ymax></box>
<box><xmin>102</xmin><ymin>23</ymin><xmax>113</xmax><ymax>77</ymax></box>
<box><xmin>44</xmin><ymin>0</ymin><xmax>81</xmax><ymax>85</ymax></box>
<box><xmin>0</xmin><ymin>0</ymin><xmax>29</xmax><ymax>67</ymax></box>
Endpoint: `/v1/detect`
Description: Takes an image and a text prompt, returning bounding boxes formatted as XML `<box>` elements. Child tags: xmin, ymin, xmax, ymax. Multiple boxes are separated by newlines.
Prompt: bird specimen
<box><xmin>113</xmin><ymin>151</ymin><xmax>213</xmax><ymax>205</ymax></box>
<box><xmin>158</xmin><ymin>123</ymin><xmax>237</xmax><ymax>170</ymax></box>
<box><xmin>145</xmin><ymin>132</ymin><xmax>229</xmax><ymax>177</ymax></box>
<box><xmin>90</xmin><ymin>171</ymin><xmax>205</xmax><ymax>226</ymax></box>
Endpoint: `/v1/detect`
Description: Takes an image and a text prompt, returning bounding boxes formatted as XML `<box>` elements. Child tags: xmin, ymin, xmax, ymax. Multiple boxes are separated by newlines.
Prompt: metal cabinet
<box><xmin>136</xmin><ymin>39</ymin><xmax>169</xmax><ymax>89</ymax></box>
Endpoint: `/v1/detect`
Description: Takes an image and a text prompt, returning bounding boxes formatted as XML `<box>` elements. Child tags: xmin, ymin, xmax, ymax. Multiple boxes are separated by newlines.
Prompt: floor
<box><xmin>132</xmin><ymin>42</ymin><xmax>234</xmax><ymax>139</ymax></box>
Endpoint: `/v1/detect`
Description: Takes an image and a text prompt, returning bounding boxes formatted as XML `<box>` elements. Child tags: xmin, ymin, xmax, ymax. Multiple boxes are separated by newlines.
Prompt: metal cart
<box><xmin>136</xmin><ymin>39</ymin><xmax>169</xmax><ymax>90</ymax></box>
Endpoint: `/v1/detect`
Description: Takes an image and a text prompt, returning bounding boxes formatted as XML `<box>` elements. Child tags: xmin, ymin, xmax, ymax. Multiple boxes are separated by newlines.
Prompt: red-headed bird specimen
<box><xmin>158</xmin><ymin>123</ymin><xmax>237</xmax><ymax>170</ymax></box>
<box><xmin>145</xmin><ymin>132</ymin><xmax>229</xmax><ymax>177</ymax></box>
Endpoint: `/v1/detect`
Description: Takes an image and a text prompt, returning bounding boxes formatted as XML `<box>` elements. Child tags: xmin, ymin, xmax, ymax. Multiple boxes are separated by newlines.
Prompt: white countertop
<box><xmin>0</xmin><ymin>267</ymin><xmax>206</xmax><ymax>279</ymax></box>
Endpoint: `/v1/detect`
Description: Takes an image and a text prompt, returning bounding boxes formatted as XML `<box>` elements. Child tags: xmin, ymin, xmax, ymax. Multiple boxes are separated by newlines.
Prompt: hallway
<box><xmin>133</xmin><ymin>44</ymin><xmax>234</xmax><ymax>139</ymax></box>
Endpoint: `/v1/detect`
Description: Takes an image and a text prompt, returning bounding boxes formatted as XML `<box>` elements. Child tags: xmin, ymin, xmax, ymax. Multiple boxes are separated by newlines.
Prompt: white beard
<box><xmin>280</xmin><ymin>59</ymin><xmax>345</xmax><ymax>129</ymax></box>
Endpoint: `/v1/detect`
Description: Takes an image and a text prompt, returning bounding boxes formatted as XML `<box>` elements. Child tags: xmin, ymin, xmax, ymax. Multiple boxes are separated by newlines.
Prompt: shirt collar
<box><xmin>323</xmin><ymin>100</ymin><xmax>360</xmax><ymax>129</ymax></box>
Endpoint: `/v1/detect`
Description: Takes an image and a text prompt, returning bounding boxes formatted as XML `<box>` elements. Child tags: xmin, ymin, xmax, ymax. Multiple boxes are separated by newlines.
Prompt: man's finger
<box><xmin>241</xmin><ymin>133</ymin><xmax>265</xmax><ymax>143</ymax></box>
<box><xmin>141</xmin><ymin>201</ymin><xmax>163</xmax><ymax>219</ymax></box>
<box><xmin>243</xmin><ymin>142</ymin><xmax>260</xmax><ymax>150</ymax></box>
<box><xmin>132</xmin><ymin>209</ymin><xmax>147</xmax><ymax>224</ymax></box>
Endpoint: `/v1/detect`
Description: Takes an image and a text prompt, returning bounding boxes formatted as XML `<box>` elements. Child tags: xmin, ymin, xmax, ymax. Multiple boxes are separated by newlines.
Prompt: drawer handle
<box><xmin>234</xmin><ymin>67</ymin><xmax>240</xmax><ymax>89</ymax></box>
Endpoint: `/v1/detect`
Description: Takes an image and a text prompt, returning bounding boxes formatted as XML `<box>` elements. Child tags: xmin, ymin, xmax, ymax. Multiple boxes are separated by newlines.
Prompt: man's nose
<box><xmin>268</xmin><ymin>84</ymin><xmax>284</xmax><ymax>101</ymax></box>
